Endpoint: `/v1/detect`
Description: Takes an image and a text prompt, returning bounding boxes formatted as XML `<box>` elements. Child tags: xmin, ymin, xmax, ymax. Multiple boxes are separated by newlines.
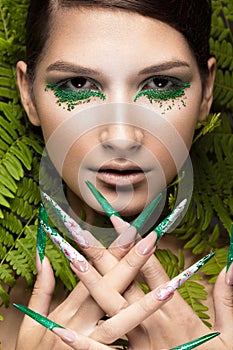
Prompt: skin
<box><xmin>17</xmin><ymin>8</ymin><xmax>216</xmax><ymax>218</ymax></box>
<box><xmin>12</xmin><ymin>6</ymin><xmax>233</xmax><ymax>350</ymax></box>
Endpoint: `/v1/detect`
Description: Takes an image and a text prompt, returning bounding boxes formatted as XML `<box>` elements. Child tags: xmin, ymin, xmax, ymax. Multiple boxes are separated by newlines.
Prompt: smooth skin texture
<box><xmin>15</xmin><ymin>218</ymin><xmax>233</xmax><ymax>349</ymax></box>
<box><xmin>14</xmin><ymin>7</ymin><xmax>232</xmax><ymax>350</ymax></box>
<box><xmin>17</xmin><ymin>8</ymin><xmax>216</xmax><ymax>217</ymax></box>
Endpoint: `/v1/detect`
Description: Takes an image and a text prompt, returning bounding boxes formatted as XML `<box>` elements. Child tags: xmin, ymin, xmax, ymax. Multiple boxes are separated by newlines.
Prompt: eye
<box><xmin>59</xmin><ymin>77</ymin><xmax>98</xmax><ymax>91</ymax></box>
<box><xmin>141</xmin><ymin>76</ymin><xmax>179</xmax><ymax>91</ymax></box>
<box><xmin>134</xmin><ymin>75</ymin><xmax>190</xmax><ymax>104</ymax></box>
<box><xmin>46</xmin><ymin>77</ymin><xmax>106</xmax><ymax>111</ymax></box>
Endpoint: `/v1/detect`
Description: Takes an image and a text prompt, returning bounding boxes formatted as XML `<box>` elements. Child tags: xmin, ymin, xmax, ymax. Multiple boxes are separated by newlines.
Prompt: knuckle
<box><xmin>89</xmin><ymin>248</ymin><xmax>105</xmax><ymax>264</ymax></box>
<box><xmin>100</xmin><ymin>321</ymin><xmax>119</xmax><ymax>343</ymax></box>
<box><xmin>141</xmin><ymin>260</ymin><xmax>166</xmax><ymax>282</ymax></box>
<box><xmin>138</xmin><ymin>294</ymin><xmax>154</xmax><ymax>314</ymax></box>
<box><xmin>125</xmin><ymin>254</ymin><xmax>139</xmax><ymax>269</ymax></box>
<box><xmin>110</xmin><ymin>300</ymin><xmax>129</xmax><ymax>316</ymax></box>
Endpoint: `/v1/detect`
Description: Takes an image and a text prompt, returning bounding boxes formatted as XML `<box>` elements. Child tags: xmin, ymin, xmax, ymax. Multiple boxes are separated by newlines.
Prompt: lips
<box><xmin>94</xmin><ymin>162</ymin><xmax>148</xmax><ymax>186</ymax></box>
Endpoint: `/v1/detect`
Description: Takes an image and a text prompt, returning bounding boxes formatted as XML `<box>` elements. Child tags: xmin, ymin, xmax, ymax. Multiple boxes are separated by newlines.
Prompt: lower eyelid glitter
<box><xmin>46</xmin><ymin>84</ymin><xmax>106</xmax><ymax>111</ymax></box>
<box><xmin>134</xmin><ymin>82</ymin><xmax>190</xmax><ymax>106</ymax></box>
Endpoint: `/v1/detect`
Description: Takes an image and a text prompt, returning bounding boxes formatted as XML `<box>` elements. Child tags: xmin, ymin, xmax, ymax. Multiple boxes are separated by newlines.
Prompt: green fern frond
<box><xmin>45</xmin><ymin>240</ymin><xmax>77</xmax><ymax>291</ymax></box>
<box><xmin>5</xmin><ymin>226</ymin><xmax>37</xmax><ymax>285</ymax></box>
<box><xmin>178</xmin><ymin>279</ymin><xmax>211</xmax><ymax>326</ymax></box>
<box><xmin>201</xmin><ymin>247</ymin><xmax>228</xmax><ymax>283</ymax></box>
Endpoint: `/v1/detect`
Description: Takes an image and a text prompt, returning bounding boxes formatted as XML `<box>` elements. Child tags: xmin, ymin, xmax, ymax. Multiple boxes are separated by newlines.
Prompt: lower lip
<box><xmin>96</xmin><ymin>170</ymin><xmax>146</xmax><ymax>186</ymax></box>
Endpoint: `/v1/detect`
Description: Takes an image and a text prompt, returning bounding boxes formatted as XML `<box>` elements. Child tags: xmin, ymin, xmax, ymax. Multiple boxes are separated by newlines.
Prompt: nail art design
<box><xmin>86</xmin><ymin>181</ymin><xmax>162</xmax><ymax>232</ymax></box>
<box><xmin>41</xmin><ymin>192</ymin><xmax>88</xmax><ymax>248</ymax></box>
<box><xmin>131</xmin><ymin>193</ymin><xmax>162</xmax><ymax>231</ymax></box>
<box><xmin>86</xmin><ymin>181</ymin><xmax>121</xmax><ymax>218</ymax></box>
<box><xmin>13</xmin><ymin>303</ymin><xmax>64</xmax><ymax>331</ymax></box>
<box><xmin>154</xmin><ymin>252</ymin><xmax>215</xmax><ymax>300</ymax></box>
<box><xmin>153</xmin><ymin>199</ymin><xmax>187</xmax><ymax>244</ymax></box>
<box><xmin>170</xmin><ymin>332</ymin><xmax>220</xmax><ymax>349</ymax></box>
<box><xmin>40</xmin><ymin>219</ymin><xmax>89</xmax><ymax>272</ymax></box>
<box><xmin>37</xmin><ymin>204</ymin><xmax>48</xmax><ymax>263</ymax></box>
<box><xmin>226</xmin><ymin>225</ymin><xmax>233</xmax><ymax>272</ymax></box>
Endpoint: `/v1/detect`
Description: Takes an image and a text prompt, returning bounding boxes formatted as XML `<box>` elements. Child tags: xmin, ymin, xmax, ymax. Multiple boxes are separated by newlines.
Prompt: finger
<box><xmin>213</xmin><ymin>267</ymin><xmax>233</xmax><ymax>337</ymax></box>
<box><xmin>104</xmin><ymin>231</ymin><xmax>157</xmax><ymax>293</ymax></box>
<box><xmin>28</xmin><ymin>252</ymin><xmax>55</xmax><ymax>316</ymax></box>
<box><xmin>53</xmin><ymin>328</ymin><xmax>110</xmax><ymax>350</ymax></box>
<box><xmin>140</xmin><ymin>252</ymin><xmax>170</xmax><ymax>289</ymax></box>
<box><xmin>71</xmin><ymin>232</ymin><xmax>157</xmax><ymax>315</ymax></box>
<box><xmin>15</xmin><ymin>255</ymin><xmax>55</xmax><ymax>349</ymax></box>
<box><xmin>91</xmin><ymin>283</ymin><xmax>174</xmax><ymax>344</ymax></box>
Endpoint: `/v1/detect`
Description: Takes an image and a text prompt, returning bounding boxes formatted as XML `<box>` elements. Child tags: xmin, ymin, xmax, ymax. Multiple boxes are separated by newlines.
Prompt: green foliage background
<box><xmin>0</xmin><ymin>0</ymin><xmax>232</xmax><ymax>337</ymax></box>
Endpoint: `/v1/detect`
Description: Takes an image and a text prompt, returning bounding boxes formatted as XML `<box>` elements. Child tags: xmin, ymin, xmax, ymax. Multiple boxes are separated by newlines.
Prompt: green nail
<box><xmin>227</xmin><ymin>225</ymin><xmax>233</xmax><ymax>272</ymax></box>
<box><xmin>86</xmin><ymin>181</ymin><xmax>121</xmax><ymax>218</ymax></box>
<box><xmin>131</xmin><ymin>193</ymin><xmax>162</xmax><ymax>231</ymax></box>
<box><xmin>13</xmin><ymin>304</ymin><xmax>64</xmax><ymax>331</ymax></box>
<box><xmin>170</xmin><ymin>332</ymin><xmax>220</xmax><ymax>349</ymax></box>
<box><xmin>37</xmin><ymin>204</ymin><xmax>48</xmax><ymax>263</ymax></box>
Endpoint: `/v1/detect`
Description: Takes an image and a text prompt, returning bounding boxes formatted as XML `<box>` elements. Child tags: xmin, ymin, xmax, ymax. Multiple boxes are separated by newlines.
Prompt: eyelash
<box><xmin>46</xmin><ymin>77</ymin><xmax>106</xmax><ymax>111</ymax></box>
<box><xmin>134</xmin><ymin>76</ymin><xmax>190</xmax><ymax>103</ymax></box>
<box><xmin>46</xmin><ymin>75</ymin><xmax>190</xmax><ymax>111</ymax></box>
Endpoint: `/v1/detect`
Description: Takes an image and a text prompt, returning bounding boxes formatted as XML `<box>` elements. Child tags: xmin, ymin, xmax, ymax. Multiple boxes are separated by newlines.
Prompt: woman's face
<box><xmin>17</xmin><ymin>8</ymin><xmax>215</xmax><ymax>217</ymax></box>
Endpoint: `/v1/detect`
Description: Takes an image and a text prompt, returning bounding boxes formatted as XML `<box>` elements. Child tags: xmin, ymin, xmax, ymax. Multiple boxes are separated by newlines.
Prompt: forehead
<box><xmin>39</xmin><ymin>8</ymin><xmax>197</xmax><ymax>73</ymax></box>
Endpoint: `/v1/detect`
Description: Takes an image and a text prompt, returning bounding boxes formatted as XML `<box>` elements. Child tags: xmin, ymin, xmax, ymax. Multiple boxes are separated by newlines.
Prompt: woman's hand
<box><xmin>15</xmin><ymin>231</ymin><xmax>161</xmax><ymax>350</ymax></box>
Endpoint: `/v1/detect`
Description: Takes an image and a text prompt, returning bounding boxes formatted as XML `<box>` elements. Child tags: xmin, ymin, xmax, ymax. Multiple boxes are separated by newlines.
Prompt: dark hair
<box><xmin>26</xmin><ymin>0</ymin><xmax>212</xmax><ymax>82</ymax></box>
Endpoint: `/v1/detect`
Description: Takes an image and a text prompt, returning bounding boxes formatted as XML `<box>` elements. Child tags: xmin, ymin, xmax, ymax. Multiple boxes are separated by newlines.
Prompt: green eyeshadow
<box><xmin>46</xmin><ymin>83</ymin><xmax>106</xmax><ymax>111</ymax></box>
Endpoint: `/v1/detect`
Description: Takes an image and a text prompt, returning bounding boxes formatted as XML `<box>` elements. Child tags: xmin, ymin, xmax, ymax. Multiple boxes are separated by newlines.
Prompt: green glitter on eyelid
<box><xmin>46</xmin><ymin>83</ymin><xmax>106</xmax><ymax>111</ymax></box>
<box><xmin>134</xmin><ymin>82</ymin><xmax>190</xmax><ymax>103</ymax></box>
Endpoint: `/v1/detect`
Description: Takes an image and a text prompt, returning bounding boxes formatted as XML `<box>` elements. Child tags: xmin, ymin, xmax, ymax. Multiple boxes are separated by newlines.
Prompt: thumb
<box><xmin>15</xmin><ymin>253</ymin><xmax>55</xmax><ymax>349</ymax></box>
<box><xmin>213</xmin><ymin>267</ymin><xmax>233</xmax><ymax>336</ymax></box>
<box><xmin>27</xmin><ymin>251</ymin><xmax>55</xmax><ymax>316</ymax></box>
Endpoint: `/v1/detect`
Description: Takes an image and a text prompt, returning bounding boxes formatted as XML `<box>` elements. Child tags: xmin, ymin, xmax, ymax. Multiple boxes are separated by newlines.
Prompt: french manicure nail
<box><xmin>37</xmin><ymin>203</ymin><xmax>48</xmax><ymax>263</ymax></box>
<box><xmin>13</xmin><ymin>303</ymin><xmax>64</xmax><ymax>331</ymax></box>
<box><xmin>154</xmin><ymin>252</ymin><xmax>215</xmax><ymax>301</ymax></box>
<box><xmin>169</xmin><ymin>332</ymin><xmax>220</xmax><ymax>349</ymax></box>
<box><xmin>53</xmin><ymin>327</ymin><xmax>77</xmax><ymax>343</ymax></box>
<box><xmin>86</xmin><ymin>181</ymin><xmax>121</xmax><ymax>218</ymax></box>
<box><xmin>154</xmin><ymin>199</ymin><xmax>187</xmax><ymax>244</ymax></box>
<box><xmin>136</xmin><ymin>231</ymin><xmax>157</xmax><ymax>255</ymax></box>
<box><xmin>131</xmin><ymin>193</ymin><xmax>162</xmax><ymax>231</ymax></box>
<box><xmin>40</xmin><ymin>220</ymin><xmax>89</xmax><ymax>271</ymax></box>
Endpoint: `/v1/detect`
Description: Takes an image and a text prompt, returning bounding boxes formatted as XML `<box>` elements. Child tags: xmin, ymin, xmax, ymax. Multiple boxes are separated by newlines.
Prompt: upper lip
<box><xmin>91</xmin><ymin>161</ymin><xmax>149</xmax><ymax>173</ymax></box>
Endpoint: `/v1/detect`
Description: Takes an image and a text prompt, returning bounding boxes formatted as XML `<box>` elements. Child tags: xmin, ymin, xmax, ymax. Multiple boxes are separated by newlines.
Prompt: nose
<box><xmin>99</xmin><ymin>124</ymin><xmax>144</xmax><ymax>156</ymax></box>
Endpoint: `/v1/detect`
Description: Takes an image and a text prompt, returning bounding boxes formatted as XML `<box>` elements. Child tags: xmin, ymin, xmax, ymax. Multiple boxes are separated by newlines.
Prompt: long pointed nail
<box><xmin>40</xmin><ymin>220</ymin><xmax>89</xmax><ymax>272</ymax></box>
<box><xmin>131</xmin><ymin>193</ymin><xmax>162</xmax><ymax>231</ymax></box>
<box><xmin>226</xmin><ymin>225</ymin><xmax>233</xmax><ymax>272</ymax></box>
<box><xmin>13</xmin><ymin>303</ymin><xmax>64</xmax><ymax>331</ymax></box>
<box><xmin>136</xmin><ymin>231</ymin><xmax>157</xmax><ymax>255</ymax></box>
<box><xmin>37</xmin><ymin>204</ymin><xmax>48</xmax><ymax>264</ymax></box>
<box><xmin>41</xmin><ymin>192</ymin><xmax>89</xmax><ymax>248</ymax></box>
<box><xmin>86</xmin><ymin>181</ymin><xmax>121</xmax><ymax>218</ymax></box>
<box><xmin>154</xmin><ymin>252</ymin><xmax>215</xmax><ymax>300</ymax></box>
<box><xmin>170</xmin><ymin>332</ymin><xmax>220</xmax><ymax>349</ymax></box>
<box><xmin>53</xmin><ymin>328</ymin><xmax>77</xmax><ymax>343</ymax></box>
<box><xmin>154</xmin><ymin>199</ymin><xmax>187</xmax><ymax>244</ymax></box>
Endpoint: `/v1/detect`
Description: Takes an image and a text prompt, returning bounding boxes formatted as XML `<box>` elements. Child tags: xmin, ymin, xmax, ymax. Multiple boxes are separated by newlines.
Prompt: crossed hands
<box><xmin>15</xmin><ymin>196</ymin><xmax>233</xmax><ymax>350</ymax></box>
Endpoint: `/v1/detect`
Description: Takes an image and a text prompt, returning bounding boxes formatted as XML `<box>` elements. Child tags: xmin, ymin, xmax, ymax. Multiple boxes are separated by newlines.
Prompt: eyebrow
<box><xmin>46</xmin><ymin>61</ymin><xmax>100</xmax><ymax>75</ymax></box>
<box><xmin>46</xmin><ymin>60</ymin><xmax>190</xmax><ymax>76</ymax></box>
<box><xmin>138</xmin><ymin>61</ymin><xmax>190</xmax><ymax>75</ymax></box>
